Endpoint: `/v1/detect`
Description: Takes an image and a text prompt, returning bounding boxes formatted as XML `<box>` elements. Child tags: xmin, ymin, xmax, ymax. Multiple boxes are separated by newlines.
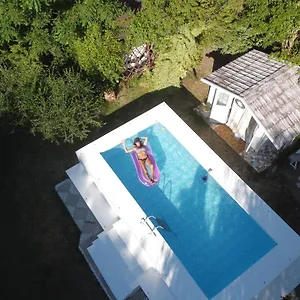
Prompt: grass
<box><xmin>103</xmin><ymin>76</ymin><xmax>150</xmax><ymax>116</ymax></box>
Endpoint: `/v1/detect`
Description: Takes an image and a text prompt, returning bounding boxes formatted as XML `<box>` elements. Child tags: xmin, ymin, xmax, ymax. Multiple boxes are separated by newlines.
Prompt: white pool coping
<box><xmin>76</xmin><ymin>102</ymin><xmax>300</xmax><ymax>300</ymax></box>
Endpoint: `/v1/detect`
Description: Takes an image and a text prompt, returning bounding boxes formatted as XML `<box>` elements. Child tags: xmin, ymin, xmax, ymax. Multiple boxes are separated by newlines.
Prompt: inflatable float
<box><xmin>131</xmin><ymin>145</ymin><xmax>160</xmax><ymax>186</ymax></box>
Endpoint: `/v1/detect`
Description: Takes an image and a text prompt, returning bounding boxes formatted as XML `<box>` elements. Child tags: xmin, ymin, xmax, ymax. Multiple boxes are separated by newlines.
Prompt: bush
<box><xmin>0</xmin><ymin>62</ymin><xmax>104</xmax><ymax>143</ymax></box>
<box><xmin>145</xmin><ymin>27</ymin><xmax>203</xmax><ymax>90</ymax></box>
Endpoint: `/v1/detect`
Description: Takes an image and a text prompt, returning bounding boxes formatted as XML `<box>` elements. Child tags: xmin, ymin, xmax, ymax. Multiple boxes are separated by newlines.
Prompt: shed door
<box><xmin>226</xmin><ymin>98</ymin><xmax>250</xmax><ymax>140</ymax></box>
<box><xmin>210</xmin><ymin>90</ymin><xmax>233</xmax><ymax>123</ymax></box>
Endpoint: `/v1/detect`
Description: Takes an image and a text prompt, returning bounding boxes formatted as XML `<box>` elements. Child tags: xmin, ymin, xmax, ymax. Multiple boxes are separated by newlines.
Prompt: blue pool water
<box><xmin>101</xmin><ymin>123</ymin><xmax>277</xmax><ymax>299</ymax></box>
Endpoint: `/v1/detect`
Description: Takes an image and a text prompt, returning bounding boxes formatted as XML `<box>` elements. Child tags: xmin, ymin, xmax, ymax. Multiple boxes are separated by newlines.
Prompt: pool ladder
<box><xmin>141</xmin><ymin>215</ymin><xmax>164</xmax><ymax>235</ymax></box>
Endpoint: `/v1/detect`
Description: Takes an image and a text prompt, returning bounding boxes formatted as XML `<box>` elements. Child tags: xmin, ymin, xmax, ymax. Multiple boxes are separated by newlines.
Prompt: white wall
<box><xmin>246</xmin><ymin>126</ymin><xmax>267</xmax><ymax>152</ymax></box>
<box><xmin>226</xmin><ymin>98</ymin><xmax>248</xmax><ymax>139</ymax></box>
<box><xmin>207</xmin><ymin>86</ymin><xmax>216</xmax><ymax>104</ymax></box>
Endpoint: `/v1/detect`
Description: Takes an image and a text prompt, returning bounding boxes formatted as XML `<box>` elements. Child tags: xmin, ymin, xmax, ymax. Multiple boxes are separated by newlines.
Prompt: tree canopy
<box><xmin>0</xmin><ymin>0</ymin><xmax>299</xmax><ymax>142</ymax></box>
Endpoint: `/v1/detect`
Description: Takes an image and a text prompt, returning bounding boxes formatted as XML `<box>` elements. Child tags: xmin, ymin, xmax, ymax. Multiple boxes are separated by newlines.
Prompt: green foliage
<box><xmin>129</xmin><ymin>0</ymin><xmax>209</xmax><ymax>48</ymax></box>
<box><xmin>54</xmin><ymin>0</ymin><xmax>126</xmax><ymax>84</ymax></box>
<box><xmin>208</xmin><ymin>0</ymin><xmax>300</xmax><ymax>61</ymax></box>
<box><xmin>54</xmin><ymin>0</ymin><xmax>124</xmax><ymax>44</ymax></box>
<box><xmin>129</xmin><ymin>0</ymin><xmax>245</xmax><ymax>88</ymax></box>
<box><xmin>0</xmin><ymin>0</ymin><xmax>121</xmax><ymax>142</ymax></box>
<box><xmin>73</xmin><ymin>23</ymin><xmax>124</xmax><ymax>82</ymax></box>
<box><xmin>239</xmin><ymin>0</ymin><xmax>299</xmax><ymax>47</ymax></box>
<box><xmin>27</xmin><ymin>70</ymin><xmax>103</xmax><ymax>143</ymax></box>
<box><xmin>0</xmin><ymin>0</ymin><xmax>299</xmax><ymax>143</ymax></box>
<box><xmin>0</xmin><ymin>56</ymin><xmax>43</xmax><ymax>114</ymax></box>
<box><xmin>145</xmin><ymin>27</ymin><xmax>203</xmax><ymax>90</ymax></box>
<box><xmin>271</xmin><ymin>48</ymin><xmax>300</xmax><ymax>66</ymax></box>
<box><xmin>129</xmin><ymin>0</ymin><xmax>176</xmax><ymax>47</ymax></box>
<box><xmin>131</xmin><ymin>0</ymin><xmax>299</xmax><ymax>81</ymax></box>
<box><xmin>0</xmin><ymin>60</ymin><xmax>104</xmax><ymax>143</ymax></box>
<box><xmin>24</xmin><ymin>12</ymin><xmax>61</xmax><ymax>62</ymax></box>
<box><xmin>128</xmin><ymin>0</ymin><xmax>210</xmax><ymax>88</ymax></box>
<box><xmin>0</xmin><ymin>1</ymin><xmax>27</xmax><ymax>44</ymax></box>
<box><xmin>21</xmin><ymin>0</ymin><xmax>46</xmax><ymax>12</ymax></box>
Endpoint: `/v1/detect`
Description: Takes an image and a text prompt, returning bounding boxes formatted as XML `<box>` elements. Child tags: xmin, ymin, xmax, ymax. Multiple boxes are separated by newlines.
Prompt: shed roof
<box><xmin>203</xmin><ymin>49</ymin><xmax>300</xmax><ymax>149</ymax></box>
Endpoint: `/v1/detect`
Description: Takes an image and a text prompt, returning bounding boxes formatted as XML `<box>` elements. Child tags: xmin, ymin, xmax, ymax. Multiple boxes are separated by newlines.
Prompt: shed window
<box><xmin>216</xmin><ymin>92</ymin><xmax>229</xmax><ymax>106</ymax></box>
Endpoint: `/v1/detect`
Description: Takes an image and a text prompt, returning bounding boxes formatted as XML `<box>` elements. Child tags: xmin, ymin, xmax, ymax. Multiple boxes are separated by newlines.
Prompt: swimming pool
<box><xmin>101</xmin><ymin>122</ymin><xmax>277</xmax><ymax>299</ymax></box>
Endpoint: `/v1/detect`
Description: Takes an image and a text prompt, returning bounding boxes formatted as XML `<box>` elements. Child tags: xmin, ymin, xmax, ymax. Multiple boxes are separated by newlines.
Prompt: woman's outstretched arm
<box><xmin>141</xmin><ymin>136</ymin><xmax>148</xmax><ymax>145</ymax></box>
<box><xmin>122</xmin><ymin>140</ymin><xmax>135</xmax><ymax>153</ymax></box>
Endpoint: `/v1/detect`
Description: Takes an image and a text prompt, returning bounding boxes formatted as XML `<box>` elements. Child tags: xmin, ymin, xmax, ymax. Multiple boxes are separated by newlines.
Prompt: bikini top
<box><xmin>135</xmin><ymin>146</ymin><xmax>146</xmax><ymax>153</ymax></box>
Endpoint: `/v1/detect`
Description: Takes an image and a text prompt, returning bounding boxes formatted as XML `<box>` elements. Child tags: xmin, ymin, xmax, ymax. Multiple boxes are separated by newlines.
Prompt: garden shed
<box><xmin>201</xmin><ymin>49</ymin><xmax>300</xmax><ymax>171</ymax></box>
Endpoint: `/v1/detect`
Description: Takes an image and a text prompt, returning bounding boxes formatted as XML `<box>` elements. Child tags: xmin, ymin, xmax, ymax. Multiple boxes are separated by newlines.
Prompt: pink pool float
<box><xmin>131</xmin><ymin>145</ymin><xmax>160</xmax><ymax>186</ymax></box>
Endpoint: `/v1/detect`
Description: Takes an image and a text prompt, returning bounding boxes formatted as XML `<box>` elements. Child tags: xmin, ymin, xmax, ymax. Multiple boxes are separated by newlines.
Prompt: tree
<box><xmin>73</xmin><ymin>23</ymin><xmax>124</xmax><ymax>83</ymax></box>
<box><xmin>54</xmin><ymin>0</ymin><xmax>127</xmax><ymax>85</ymax></box>
<box><xmin>208</xmin><ymin>0</ymin><xmax>300</xmax><ymax>63</ymax></box>
<box><xmin>20</xmin><ymin>0</ymin><xmax>48</xmax><ymax>12</ymax></box>
<box><xmin>28</xmin><ymin>70</ymin><xmax>104</xmax><ymax>143</ymax></box>
<box><xmin>0</xmin><ymin>1</ymin><xmax>27</xmax><ymax>44</ymax></box>
<box><xmin>128</xmin><ymin>0</ymin><xmax>210</xmax><ymax>88</ymax></box>
<box><xmin>0</xmin><ymin>0</ymin><xmax>120</xmax><ymax>142</ymax></box>
<box><xmin>0</xmin><ymin>59</ymin><xmax>104</xmax><ymax>143</ymax></box>
<box><xmin>144</xmin><ymin>26</ymin><xmax>203</xmax><ymax>90</ymax></box>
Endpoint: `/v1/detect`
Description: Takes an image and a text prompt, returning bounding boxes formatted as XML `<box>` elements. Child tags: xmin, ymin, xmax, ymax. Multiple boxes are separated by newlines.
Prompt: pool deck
<box><xmin>65</xmin><ymin>103</ymin><xmax>300</xmax><ymax>300</ymax></box>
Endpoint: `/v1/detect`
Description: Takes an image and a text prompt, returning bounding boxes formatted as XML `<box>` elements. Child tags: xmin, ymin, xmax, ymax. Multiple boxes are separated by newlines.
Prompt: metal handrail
<box><xmin>140</xmin><ymin>215</ymin><xmax>164</xmax><ymax>236</ymax></box>
<box><xmin>140</xmin><ymin>215</ymin><xmax>156</xmax><ymax>223</ymax></box>
<box><xmin>153</xmin><ymin>225</ymin><xmax>164</xmax><ymax>231</ymax></box>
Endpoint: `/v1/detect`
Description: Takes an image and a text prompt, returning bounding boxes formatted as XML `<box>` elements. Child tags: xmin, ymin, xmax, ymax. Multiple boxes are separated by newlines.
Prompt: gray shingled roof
<box><xmin>203</xmin><ymin>49</ymin><xmax>300</xmax><ymax>149</ymax></box>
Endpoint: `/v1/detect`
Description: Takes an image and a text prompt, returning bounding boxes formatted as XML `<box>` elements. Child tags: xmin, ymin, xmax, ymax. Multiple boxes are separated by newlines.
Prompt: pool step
<box><xmin>88</xmin><ymin>229</ymin><xmax>140</xmax><ymax>300</ymax></box>
<box><xmin>112</xmin><ymin>220</ymin><xmax>175</xmax><ymax>299</ymax></box>
<box><xmin>88</xmin><ymin>220</ymin><xmax>176</xmax><ymax>300</ymax></box>
<box><xmin>107</xmin><ymin>226</ymin><xmax>147</xmax><ymax>277</ymax></box>
<box><xmin>112</xmin><ymin>219</ymin><xmax>152</xmax><ymax>273</ymax></box>
<box><xmin>137</xmin><ymin>268</ymin><xmax>176</xmax><ymax>300</ymax></box>
<box><xmin>66</xmin><ymin>163</ymin><xmax>119</xmax><ymax>231</ymax></box>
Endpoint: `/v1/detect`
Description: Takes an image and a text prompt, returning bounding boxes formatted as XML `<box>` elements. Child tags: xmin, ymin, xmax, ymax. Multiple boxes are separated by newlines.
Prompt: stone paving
<box><xmin>242</xmin><ymin>139</ymin><xmax>278</xmax><ymax>172</ymax></box>
<box><xmin>55</xmin><ymin>179</ymin><xmax>103</xmax><ymax>244</ymax></box>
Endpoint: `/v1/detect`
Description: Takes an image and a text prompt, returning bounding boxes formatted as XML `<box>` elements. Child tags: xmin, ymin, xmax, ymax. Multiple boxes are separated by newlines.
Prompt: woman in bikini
<box><xmin>122</xmin><ymin>137</ymin><xmax>155</xmax><ymax>184</ymax></box>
